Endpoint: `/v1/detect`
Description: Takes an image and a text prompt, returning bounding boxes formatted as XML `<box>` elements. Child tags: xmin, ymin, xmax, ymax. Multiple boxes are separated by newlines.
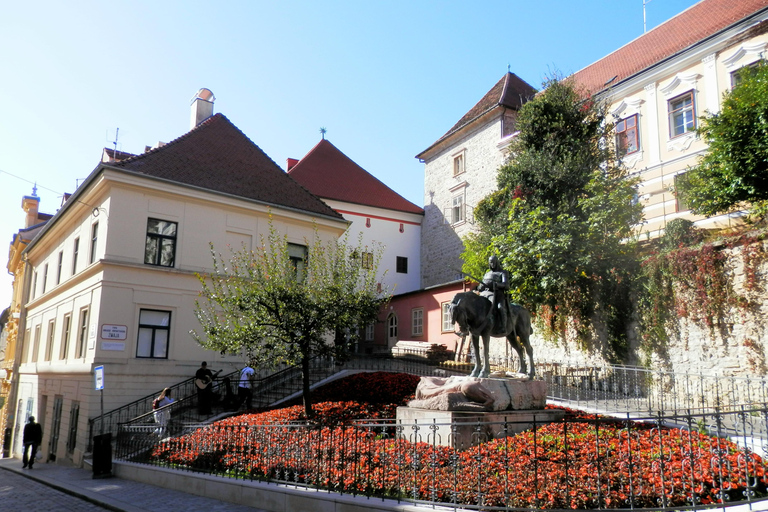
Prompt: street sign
<box><xmin>94</xmin><ymin>365</ymin><xmax>104</xmax><ymax>390</ymax></box>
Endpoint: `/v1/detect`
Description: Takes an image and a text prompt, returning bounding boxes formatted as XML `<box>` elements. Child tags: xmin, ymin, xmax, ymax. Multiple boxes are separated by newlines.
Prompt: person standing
<box><xmin>153</xmin><ymin>388</ymin><xmax>174</xmax><ymax>436</ymax></box>
<box><xmin>22</xmin><ymin>416</ymin><xmax>43</xmax><ymax>469</ymax></box>
<box><xmin>238</xmin><ymin>365</ymin><xmax>255</xmax><ymax>410</ymax></box>
<box><xmin>195</xmin><ymin>361</ymin><xmax>214</xmax><ymax>415</ymax></box>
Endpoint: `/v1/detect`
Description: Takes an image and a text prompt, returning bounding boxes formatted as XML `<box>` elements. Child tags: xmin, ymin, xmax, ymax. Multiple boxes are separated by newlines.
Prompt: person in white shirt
<box><xmin>238</xmin><ymin>365</ymin><xmax>255</xmax><ymax>410</ymax></box>
<box><xmin>153</xmin><ymin>388</ymin><xmax>174</xmax><ymax>436</ymax></box>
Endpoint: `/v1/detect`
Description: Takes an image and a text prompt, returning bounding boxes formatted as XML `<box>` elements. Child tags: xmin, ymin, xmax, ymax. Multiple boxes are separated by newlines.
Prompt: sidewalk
<box><xmin>0</xmin><ymin>457</ymin><xmax>266</xmax><ymax>512</ymax></box>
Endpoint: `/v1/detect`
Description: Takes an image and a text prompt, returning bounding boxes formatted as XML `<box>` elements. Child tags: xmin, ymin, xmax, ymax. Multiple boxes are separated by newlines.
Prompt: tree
<box><xmin>192</xmin><ymin>223</ymin><xmax>387</xmax><ymax>418</ymax></box>
<box><xmin>679</xmin><ymin>63</ymin><xmax>768</xmax><ymax>218</ymax></box>
<box><xmin>464</xmin><ymin>78</ymin><xmax>643</xmax><ymax>356</ymax></box>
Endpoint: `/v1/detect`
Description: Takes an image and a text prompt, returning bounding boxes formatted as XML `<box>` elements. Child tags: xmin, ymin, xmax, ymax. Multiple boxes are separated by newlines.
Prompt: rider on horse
<box><xmin>477</xmin><ymin>255</ymin><xmax>510</xmax><ymax>334</ymax></box>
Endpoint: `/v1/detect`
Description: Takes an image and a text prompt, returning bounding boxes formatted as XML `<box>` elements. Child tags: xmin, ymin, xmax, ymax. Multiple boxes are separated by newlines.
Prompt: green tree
<box><xmin>465</xmin><ymin>78</ymin><xmax>643</xmax><ymax>357</ymax></box>
<box><xmin>192</xmin><ymin>224</ymin><xmax>387</xmax><ymax>418</ymax></box>
<box><xmin>680</xmin><ymin>63</ymin><xmax>768</xmax><ymax>218</ymax></box>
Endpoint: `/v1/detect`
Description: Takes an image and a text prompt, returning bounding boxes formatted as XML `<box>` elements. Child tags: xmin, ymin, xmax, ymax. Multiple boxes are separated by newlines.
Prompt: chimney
<box><xmin>286</xmin><ymin>158</ymin><xmax>299</xmax><ymax>171</ymax></box>
<box><xmin>190</xmin><ymin>88</ymin><xmax>215</xmax><ymax>130</ymax></box>
<box><xmin>22</xmin><ymin>188</ymin><xmax>40</xmax><ymax>228</ymax></box>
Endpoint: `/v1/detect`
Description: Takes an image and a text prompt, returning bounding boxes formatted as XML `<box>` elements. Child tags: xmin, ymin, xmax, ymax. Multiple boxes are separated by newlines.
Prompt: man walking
<box><xmin>238</xmin><ymin>364</ymin><xmax>255</xmax><ymax>410</ymax></box>
<box><xmin>22</xmin><ymin>416</ymin><xmax>43</xmax><ymax>469</ymax></box>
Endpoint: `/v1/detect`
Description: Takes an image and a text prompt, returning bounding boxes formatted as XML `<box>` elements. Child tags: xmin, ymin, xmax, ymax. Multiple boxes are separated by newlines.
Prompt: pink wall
<box><xmin>367</xmin><ymin>281</ymin><xmax>468</xmax><ymax>352</ymax></box>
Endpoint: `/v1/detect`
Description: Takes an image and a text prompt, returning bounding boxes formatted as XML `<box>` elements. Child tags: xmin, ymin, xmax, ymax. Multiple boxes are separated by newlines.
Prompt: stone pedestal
<box><xmin>396</xmin><ymin>375</ymin><xmax>563</xmax><ymax>448</ymax></box>
<box><xmin>396</xmin><ymin>407</ymin><xmax>564</xmax><ymax>448</ymax></box>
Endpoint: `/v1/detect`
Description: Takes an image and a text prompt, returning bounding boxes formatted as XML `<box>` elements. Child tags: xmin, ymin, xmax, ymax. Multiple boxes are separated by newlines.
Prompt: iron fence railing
<box><xmin>116</xmin><ymin>405</ymin><xmax>768</xmax><ymax>511</ymax></box>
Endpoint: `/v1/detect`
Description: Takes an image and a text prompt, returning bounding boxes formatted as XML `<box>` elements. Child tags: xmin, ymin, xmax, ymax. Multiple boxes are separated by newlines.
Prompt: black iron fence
<box><xmin>116</xmin><ymin>404</ymin><xmax>768</xmax><ymax>510</ymax></box>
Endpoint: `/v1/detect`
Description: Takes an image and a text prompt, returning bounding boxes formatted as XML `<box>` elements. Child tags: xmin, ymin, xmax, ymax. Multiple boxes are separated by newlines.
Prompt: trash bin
<box><xmin>92</xmin><ymin>433</ymin><xmax>112</xmax><ymax>479</ymax></box>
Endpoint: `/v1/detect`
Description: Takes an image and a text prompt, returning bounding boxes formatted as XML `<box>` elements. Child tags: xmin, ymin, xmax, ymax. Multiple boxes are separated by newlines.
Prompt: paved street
<box><xmin>0</xmin><ymin>468</ymin><xmax>109</xmax><ymax>512</ymax></box>
<box><xmin>0</xmin><ymin>458</ymin><xmax>267</xmax><ymax>512</ymax></box>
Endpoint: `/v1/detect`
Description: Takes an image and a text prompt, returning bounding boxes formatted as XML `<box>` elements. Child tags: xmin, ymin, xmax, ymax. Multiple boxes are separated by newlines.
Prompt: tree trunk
<box><xmin>301</xmin><ymin>351</ymin><xmax>313</xmax><ymax>419</ymax></box>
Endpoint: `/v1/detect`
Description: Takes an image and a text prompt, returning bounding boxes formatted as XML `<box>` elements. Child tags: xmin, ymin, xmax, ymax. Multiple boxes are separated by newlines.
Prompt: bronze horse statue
<box><xmin>450</xmin><ymin>292</ymin><xmax>534</xmax><ymax>378</ymax></box>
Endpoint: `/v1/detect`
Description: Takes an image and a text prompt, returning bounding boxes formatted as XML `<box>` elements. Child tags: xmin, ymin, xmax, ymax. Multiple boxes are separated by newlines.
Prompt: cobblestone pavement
<box><xmin>0</xmin><ymin>468</ymin><xmax>109</xmax><ymax>511</ymax></box>
<box><xmin>0</xmin><ymin>458</ymin><xmax>267</xmax><ymax>512</ymax></box>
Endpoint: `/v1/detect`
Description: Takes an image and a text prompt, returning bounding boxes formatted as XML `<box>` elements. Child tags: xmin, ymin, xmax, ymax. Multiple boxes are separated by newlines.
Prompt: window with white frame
<box><xmin>32</xmin><ymin>324</ymin><xmax>41</xmax><ymax>363</ymax></box>
<box><xmin>288</xmin><ymin>243</ymin><xmax>308</xmax><ymax>281</ymax></box>
<box><xmin>59</xmin><ymin>314</ymin><xmax>71</xmax><ymax>360</ymax></box>
<box><xmin>616</xmin><ymin>114</ymin><xmax>639</xmax><ymax>155</ymax></box>
<box><xmin>453</xmin><ymin>152</ymin><xmax>465</xmax><ymax>176</ymax></box>
<box><xmin>674</xmin><ymin>173</ymin><xmax>691</xmax><ymax>212</ymax></box>
<box><xmin>387</xmin><ymin>313</ymin><xmax>398</xmax><ymax>339</ymax></box>
<box><xmin>45</xmin><ymin>319</ymin><xmax>55</xmax><ymax>361</ymax></box>
<box><xmin>72</xmin><ymin>237</ymin><xmax>79</xmax><ymax>275</ymax></box>
<box><xmin>75</xmin><ymin>307</ymin><xmax>88</xmax><ymax>359</ymax></box>
<box><xmin>144</xmin><ymin>219</ymin><xmax>178</xmax><ymax>267</ymax></box>
<box><xmin>42</xmin><ymin>264</ymin><xmax>48</xmax><ymax>294</ymax></box>
<box><xmin>451</xmin><ymin>194</ymin><xmax>464</xmax><ymax>224</ymax></box>
<box><xmin>411</xmin><ymin>308</ymin><xmax>424</xmax><ymax>336</ymax></box>
<box><xmin>365</xmin><ymin>322</ymin><xmax>375</xmax><ymax>341</ymax></box>
<box><xmin>136</xmin><ymin>309</ymin><xmax>171</xmax><ymax>359</ymax></box>
<box><xmin>89</xmin><ymin>222</ymin><xmax>99</xmax><ymax>264</ymax></box>
<box><xmin>32</xmin><ymin>271</ymin><xmax>38</xmax><ymax>299</ymax></box>
<box><xmin>668</xmin><ymin>91</ymin><xmax>695</xmax><ymax>138</ymax></box>
<box><xmin>56</xmin><ymin>251</ymin><xmax>63</xmax><ymax>285</ymax></box>
<box><xmin>361</xmin><ymin>251</ymin><xmax>373</xmax><ymax>270</ymax></box>
<box><xmin>441</xmin><ymin>302</ymin><xmax>453</xmax><ymax>332</ymax></box>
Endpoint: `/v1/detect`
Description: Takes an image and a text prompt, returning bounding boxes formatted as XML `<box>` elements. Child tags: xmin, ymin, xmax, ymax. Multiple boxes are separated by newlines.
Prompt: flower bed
<box><xmin>145</xmin><ymin>373</ymin><xmax>768</xmax><ymax>509</ymax></box>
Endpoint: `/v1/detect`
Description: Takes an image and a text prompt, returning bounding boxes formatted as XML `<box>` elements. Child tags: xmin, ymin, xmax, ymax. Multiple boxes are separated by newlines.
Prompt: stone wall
<box><xmin>421</xmin><ymin>116</ymin><xmax>510</xmax><ymax>288</ymax></box>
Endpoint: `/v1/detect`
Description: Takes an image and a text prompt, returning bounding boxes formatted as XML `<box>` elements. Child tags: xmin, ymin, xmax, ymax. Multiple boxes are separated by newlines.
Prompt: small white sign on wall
<box><xmin>101</xmin><ymin>324</ymin><xmax>127</xmax><ymax>340</ymax></box>
<box><xmin>101</xmin><ymin>342</ymin><xmax>125</xmax><ymax>351</ymax></box>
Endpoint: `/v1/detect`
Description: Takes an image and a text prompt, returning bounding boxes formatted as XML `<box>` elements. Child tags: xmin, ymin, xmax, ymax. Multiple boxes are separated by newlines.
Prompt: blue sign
<box><xmin>94</xmin><ymin>365</ymin><xmax>104</xmax><ymax>390</ymax></box>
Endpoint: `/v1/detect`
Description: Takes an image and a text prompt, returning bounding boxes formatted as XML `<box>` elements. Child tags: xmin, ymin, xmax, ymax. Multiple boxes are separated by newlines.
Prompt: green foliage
<box><xmin>660</xmin><ymin>218</ymin><xmax>702</xmax><ymax>251</ymax></box>
<box><xmin>465</xmin><ymin>78</ymin><xmax>643</xmax><ymax>357</ymax></box>
<box><xmin>680</xmin><ymin>63</ymin><xmax>768</xmax><ymax>217</ymax></box>
<box><xmin>192</xmin><ymin>220</ymin><xmax>388</xmax><ymax>417</ymax></box>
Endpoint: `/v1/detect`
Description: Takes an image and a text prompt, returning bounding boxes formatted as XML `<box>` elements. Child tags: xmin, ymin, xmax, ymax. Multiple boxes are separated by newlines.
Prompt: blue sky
<box><xmin>0</xmin><ymin>0</ymin><xmax>700</xmax><ymax>308</ymax></box>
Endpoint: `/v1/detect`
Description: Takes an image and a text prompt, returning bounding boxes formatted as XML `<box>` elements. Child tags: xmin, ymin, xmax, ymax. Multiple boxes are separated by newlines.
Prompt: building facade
<box><xmin>571</xmin><ymin>0</ymin><xmax>768</xmax><ymax>238</ymax></box>
<box><xmin>416</xmin><ymin>72</ymin><xmax>536</xmax><ymax>288</ymax></box>
<box><xmin>7</xmin><ymin>95</ymin><xmax>348</xmax><ymax>465</ymax></box>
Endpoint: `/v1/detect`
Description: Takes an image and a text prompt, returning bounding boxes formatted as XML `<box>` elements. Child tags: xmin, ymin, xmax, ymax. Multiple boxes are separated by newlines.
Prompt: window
<box><xmin>616</xmin><ymin>114</ymin><xmax>639</xmax><ymax>155</ymax></box>
<box><xmin>365</xmin><ymin>322</ymin><xmax>375</xmax><ymax>341</ymax></box>
<box><xmin>288</xmin><ymin>243</ymin><xmax>308</xmax><ymax>281</ymax></box>
<box><xmin>136</xmin><ymin>309</ymin><xmax>170</xmax><ymax>359</ymax></box>
<box><xmin>674</xmin><ymin>173</ymin><xmax>691</xmax><ymax>212</ymax></box>
<box><xmin>72</xmin><ymin>238</ymin><xmax>79</xmax><ymax>275</ymax></box>
<box><xmin>731</xmin><ymin>61</ymin><xmax>762</xmax><ymax>88</ymax></box>
<box><xmin>453</xmin><ymin>153</ymin><xmax>465</xmax><ymax>176</ymax></box>
<box><xmin>668</xmin><ymin>91</ymin><xmax>695</xmax><ymax>138</ymax></box>
<box><xmin>451</xmin><ymin>195</ymin><xmax>465</xmax><ymax>224</ymax></box>
<box><xmin>396</xmin><ymin>256</ymin><xmax>408</xmax><ymax>274</ymax></box>
<box><xmin>56</xmin><ymin>251</ymin><xmax>63</xmax><ymax>284</ymax></box>
<box><xmin>32</xmin><ymin>325</ymin><xmax>41</xmax><ymax>363</ymax></box>
<box><xmin>144</xmin><ymin>219</ymin><xmax>177</xmax><ymax>267</ymax></box>
<box><xmin>441</xmin><ymin>302</ymin><xmax>453</xmax><ymax>332</ymax></box>
<box><xmin>59</xmin><ymin>314</ymin><xmax>71</xmax><ymax>360</ymax></box>
<box><xmin>45</xmin><ymin>319</ymin><xmax>55</xmax><ymax>361</ymax></box>
<box><xmin>75</xmin><ymin>307</ymin><xmax>88</xmax><ymax>358</ymax></box>
<box><xmin>42</xmin><ymin>264</ymin><xmax>48</xmax><ymax>294</ymax></box>
<box><xmin>89</xmin><ymin>222</ymin><xmax>99</xmax><ymax>264</ymax></box>
<box><xmin>66</xmin><ymin>401</ymin><xmax>79</xmax><ymax>454</ymax></box>
<box><xmin>411</xmin><ymin>308</ymin><xmax>423</xmax><ymax>336</ymax></box>
<box><xmin>32</xmin><ymin>271</ymin><xmax>38</xmax><ymax>299</ymax></box>
<box><xmin>361</xmin><ymin>251</ymin><xmax>373</xmax><ymax>270</ymax></box>
<box><xmin>387</xmin><ymin>313</ymin><xmax>398</xmax><ymax>339</ymax></box>
<box><xmin>21</xmin><ymin>328</ymin><xmax>30</xmax><ymax>363</ymax></box>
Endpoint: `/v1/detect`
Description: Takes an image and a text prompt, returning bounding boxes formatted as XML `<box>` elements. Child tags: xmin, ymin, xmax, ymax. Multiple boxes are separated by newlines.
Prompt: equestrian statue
<box><xmin>450</xmin><ymin>255</ymin><xmax>534</xmax><ymax>378</ymax></box>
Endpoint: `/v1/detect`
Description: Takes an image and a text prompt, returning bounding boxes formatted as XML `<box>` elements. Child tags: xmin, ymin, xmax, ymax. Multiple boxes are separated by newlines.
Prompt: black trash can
<box><xmin>92</xmin><ymin>433</ymin><xmax>112</xmax><ymax>479</ymax></box>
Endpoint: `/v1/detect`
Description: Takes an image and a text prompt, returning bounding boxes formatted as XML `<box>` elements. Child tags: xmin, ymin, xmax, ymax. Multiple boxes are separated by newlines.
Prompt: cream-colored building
<box><xmin>571</xmin><ymin>0</ymin><xmax>768</xmax><ymax>237</ymax></box>
<box><xmin>9</xmin><ymin>92</ymin><xmax>348</xmax><ymax>465</ymax></box>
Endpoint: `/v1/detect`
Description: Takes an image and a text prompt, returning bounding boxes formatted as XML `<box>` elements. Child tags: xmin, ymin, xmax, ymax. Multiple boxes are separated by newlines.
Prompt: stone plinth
<box><xmin>396</xmin><ymin>407</ymin><xmax>565</xmax><ymax>448</ymax></box>
<box><xmin>408</xmin><ymin>375</ymin><xmax>547</xmax><ymax>411</ymax></box>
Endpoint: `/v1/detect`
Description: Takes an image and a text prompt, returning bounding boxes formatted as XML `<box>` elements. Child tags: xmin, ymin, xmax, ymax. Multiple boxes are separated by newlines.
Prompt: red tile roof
<box><xmin>111</xmin><ymin>114</ymin><xmax>343</xmax><ymax>220</ymax></box>
<box><xmin>288</xmin><ymin>139</ymin><xmax>424</xmax><ymax>215</ymax></box>
<box><xmin>417</xmin><ymin>72</ymin><xmax>536</xmax><ymax>159</ymax></box>
<box><xmin>572</xmin><ymin>0</ymin><xmax>768</xmax><ymax>95</ymax></box>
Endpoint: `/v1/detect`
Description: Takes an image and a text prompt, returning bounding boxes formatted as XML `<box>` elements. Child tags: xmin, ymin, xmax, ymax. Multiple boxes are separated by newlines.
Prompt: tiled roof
<box><xmin>417</xmin><ymin>72</ymin><xmax>536</xmax><ymax>159</ymax></box>
<box><xmin>288</xmin><ymin>139</ymin><xmax>424</xmax><ymax>215</ymax></box>
<box><xmin>571</xmin><ymin>0</ymin><xmax>768</xmax><ymax>95</ymax></box>
<box><xmin>111</xmin><ymin>114</ymin><xmax>343</xmax><ymax>220</ymax></box>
